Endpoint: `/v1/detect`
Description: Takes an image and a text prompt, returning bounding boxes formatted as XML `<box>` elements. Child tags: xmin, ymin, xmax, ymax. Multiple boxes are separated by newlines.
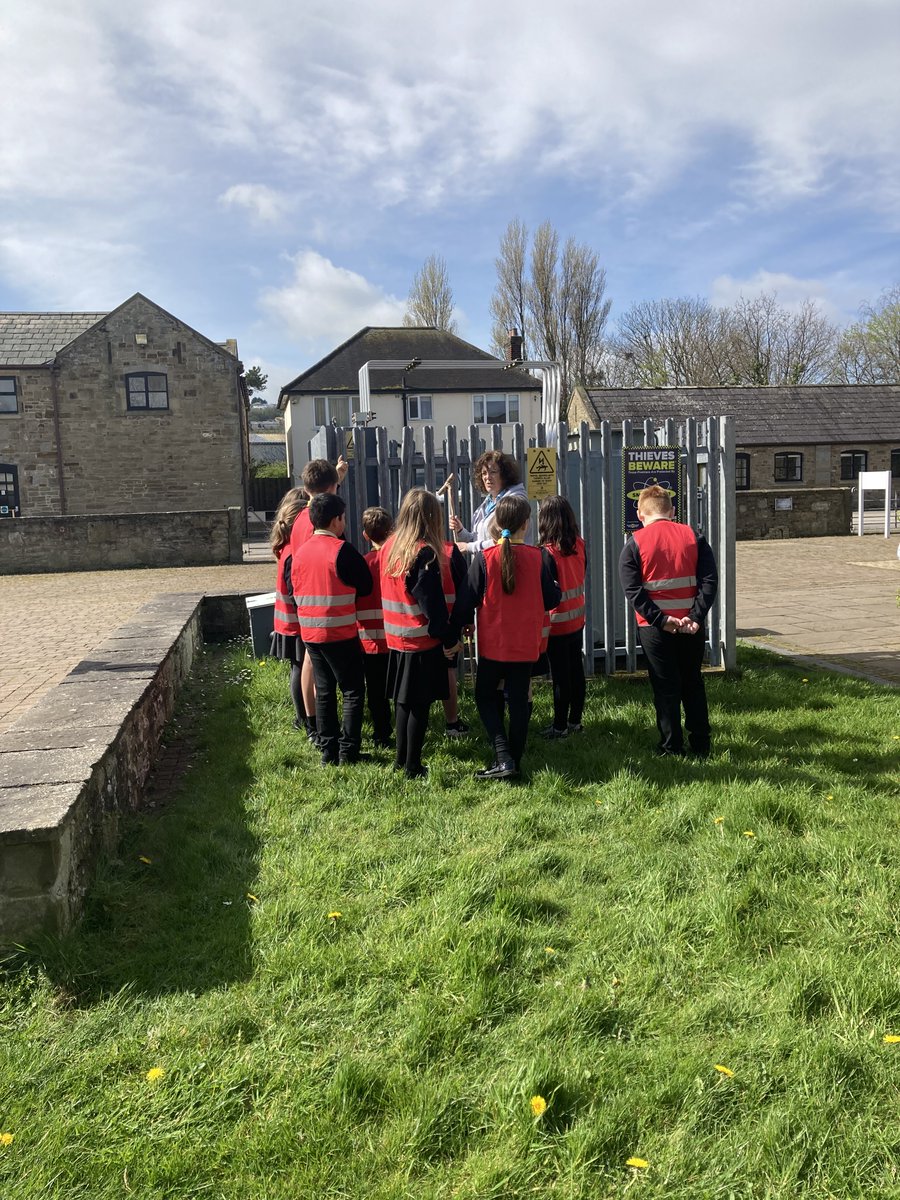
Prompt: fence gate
<box><xmin>307</xmin><ymin>416</ymin><xmax>736</xmax><ymax>674</ymax></box>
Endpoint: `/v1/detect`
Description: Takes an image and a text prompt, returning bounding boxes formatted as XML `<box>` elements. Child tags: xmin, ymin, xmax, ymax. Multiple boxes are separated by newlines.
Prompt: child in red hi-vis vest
<box><xmin>357</xmin><ymin>506</ymin><xmax>394</xmax><ymax>750</ymax></box>
<box><xmin>456</xmin><ymin>494</ymin><xmax>561</xmax><ymax>781</ymax></box>
<box><xmin>538</xmin><ymin>494</ymin><xmax>587</xmax><ymax>740</ymax></box>
<box><xmin>381</xmin><ymin>489</ymin><xmax>462</xmax><ymax>780</ymax></box>
<box><xmin>268</xmin><ymin>487</ymin><xmax>310</xmax><ymax>734</ymax></box>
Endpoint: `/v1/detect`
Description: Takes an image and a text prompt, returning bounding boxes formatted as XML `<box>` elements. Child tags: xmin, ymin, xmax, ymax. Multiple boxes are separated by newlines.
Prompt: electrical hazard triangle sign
<box><xmin>527</xmin><ymin>447</ymin><xmax>558</xmax><ymax>499</ymax></box>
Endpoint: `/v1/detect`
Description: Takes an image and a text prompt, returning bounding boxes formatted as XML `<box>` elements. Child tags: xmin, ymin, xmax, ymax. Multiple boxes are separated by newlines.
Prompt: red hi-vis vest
<box><xmin>273</xmin><ymin>545</ymin><xmax>300</xmax><ymax>637</ymax></box>
<box><xmin>380</xmin><ymin>540</ymin><xmax>444</xmax><ymax>652</ymax></box>
<box><xmin>477</xmin><ymin>543</ymin><xmax>546</xmax><ymax>662</ymax></box>
<box><xmin>632</xmin><ymin>520</ymin><xmax>699</xmax><ymax>627</ymax></box>
<box><xmin>293</xmin><ymin>534</ymin><xmax>358</xmax><ymax>643</ymax></box>
<box><xmin>546</xmin><ymin>536</ymin><xmax>586</xmax><ymax>637</ymax></box>
<box><xmin>288</xmin><ymin>507</ymin><xmax>313</xmax><ymax>558</ymax></box>
<box><xmin>357</xmin><ymin>547</ymin><xmax>387</xmax><ymax>655</ymax></box>
<box><xmin>442</xmin><ymin>541</ymin><xmax>457</xmax><ymax>615</ymax></box>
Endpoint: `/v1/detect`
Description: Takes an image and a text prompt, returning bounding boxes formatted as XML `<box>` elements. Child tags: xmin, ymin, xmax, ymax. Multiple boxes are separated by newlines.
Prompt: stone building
<box><xmin>568</xmin><ymin>384</ymin><xmax>900</xmax><ymax>491</ymax></box>
<box><xmin>0</xmin><ymin>293</ymin><xmax>249</xmax><ymax>520</ymax></box>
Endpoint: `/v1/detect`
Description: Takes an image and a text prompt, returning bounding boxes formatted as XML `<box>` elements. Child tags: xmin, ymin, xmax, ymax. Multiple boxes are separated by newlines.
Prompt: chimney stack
<box><xmin>506</xmin><ymin>327</ymin><xmax>523</xmax><ymax>362</ymax></box>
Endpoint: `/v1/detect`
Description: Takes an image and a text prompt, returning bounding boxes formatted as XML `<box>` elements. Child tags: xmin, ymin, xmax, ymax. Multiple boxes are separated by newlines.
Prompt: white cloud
<box><xmin>219</xmin><ymin>184</ymin><xmax>291</xmax><ymax>224</ymax></box>
<box><xmin>260</xmin><ymin>251</ymin><xmax>406</xmax><ymax>347</ymax></box>
<box><xmin>0</xmin><ymin>227</ymin><xmax>145</xmax><ymax>309</ymax></box>
<box><xmin>709</xmin><ymin>270</ymin><xmax>864</xmax><ymax>323</ymax></box>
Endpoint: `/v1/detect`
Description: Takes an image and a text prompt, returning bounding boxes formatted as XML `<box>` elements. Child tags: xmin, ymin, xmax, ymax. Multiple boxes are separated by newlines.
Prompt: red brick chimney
<box><xmin>506</xmin><ymin>327</ymin><xmax>523</xmax><ymax>362</ymax></box>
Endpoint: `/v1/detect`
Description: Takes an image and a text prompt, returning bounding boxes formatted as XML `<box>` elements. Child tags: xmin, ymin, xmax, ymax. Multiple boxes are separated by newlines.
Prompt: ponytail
<box><xmin>493</xmin><ymin>495</ymin><xmax>532</xmax><ymax>595</ymax></box>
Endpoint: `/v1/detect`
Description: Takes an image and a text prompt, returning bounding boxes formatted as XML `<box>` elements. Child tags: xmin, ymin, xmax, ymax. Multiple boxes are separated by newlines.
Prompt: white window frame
<box><xmin>407</xmin><ymin>394</ymin><xmax>433</xmax><ymax>420</ymax></box>
<box><xmin>472</xmin><ymin>393</ymin><xmax>520</xmax><ymax>424</ymax></box>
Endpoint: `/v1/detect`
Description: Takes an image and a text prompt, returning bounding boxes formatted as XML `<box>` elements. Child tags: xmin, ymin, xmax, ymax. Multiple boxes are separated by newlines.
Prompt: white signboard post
<box><xmin>856</xmin><ymin>469</ymin><xmax>892</xmax><ymax>537</ymax></box>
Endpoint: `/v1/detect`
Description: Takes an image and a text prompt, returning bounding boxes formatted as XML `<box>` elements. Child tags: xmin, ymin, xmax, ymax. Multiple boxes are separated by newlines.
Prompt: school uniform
<box><xmin>356</xmin><ymin>546</ymin><xmax>393</xmax><ymax>747</ymax></box>
<box><xmin>269</xmin><ymin>542</ymin><xmax>307</xmax><ymax>726</ymax></box>
<box><xmin>543</xmin><ymin>536</ymin><xmax>587</xmax><ymax>734</ymax></box>
<box><xmin>381</xmin><ymin>541</ymin><xmax>460</xmax><ymax>778</ymax></box>
<box><xmin>457</xmin><ymin>541</ymin><xmax>560</xmax><ymax>776</ymax></box>
<box><xmin>293</xmin><ymin>531</ymin><xmax>372</xmax><ymax>765</ymax></box>
<box><xmin>618</xmin><ymin>518</ymin><xmax>718</xmax><ymax>756</ymax></box>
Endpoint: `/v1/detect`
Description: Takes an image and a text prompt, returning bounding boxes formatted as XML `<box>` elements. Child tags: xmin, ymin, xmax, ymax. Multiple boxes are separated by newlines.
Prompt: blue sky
<box><xmin>2</xmin><ymin>0</ymin><xmax>898</xmax><ymax>397</ymax></box>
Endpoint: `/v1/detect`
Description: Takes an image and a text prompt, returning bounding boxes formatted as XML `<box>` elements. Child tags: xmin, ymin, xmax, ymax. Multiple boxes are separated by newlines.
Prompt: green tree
<box><xmin>831</xmin><ymin>285</ymin><xmax>900</xmax><ymax>383</ymax></box>
<box><xmin>244</xmin><ymin>365</ymin><xmax>269</xmax><ymax>401</ymax></box>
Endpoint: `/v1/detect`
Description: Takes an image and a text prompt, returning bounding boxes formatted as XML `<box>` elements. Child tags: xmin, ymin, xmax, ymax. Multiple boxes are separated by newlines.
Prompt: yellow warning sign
<box><xmin>527</xmin><ymin>447</ymin><xmax>558</xmax><ymax>499</ymax></box>
<box><xmin>344</xmin><ymin>429</ymin><xmax>354</xmax><ymax>460</ymax></box>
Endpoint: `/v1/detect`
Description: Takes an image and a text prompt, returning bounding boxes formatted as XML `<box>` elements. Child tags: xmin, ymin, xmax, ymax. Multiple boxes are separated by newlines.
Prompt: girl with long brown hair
<box><xmin>538</xmin><ymin>494</ymin><xmax>588</xmax><ymax>739</ymax></box>
<box><xmin>456</xmin><ymin>494</ymin><xmax>560</xmax><ymax>780</ymax></box>
<box><xmin>268</xmin><ymin>487</ymin><xmax>311</xmax><ymax>734</ymax></box>
<box><xmin>381</xmin><ymin>489</ymin><xmax>464</xmax><ymax>779</ymax></box>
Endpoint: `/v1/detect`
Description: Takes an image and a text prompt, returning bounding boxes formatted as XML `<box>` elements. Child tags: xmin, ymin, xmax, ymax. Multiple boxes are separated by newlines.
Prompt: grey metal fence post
<box><xmin>400</xmin><ymin>426</ymin><xmax>414</xmax><ymax>497</ymax></box>
<box><xmin>622</xmin><ymin>420</ymin><xmax>637</xmax><ymax>673</ymax></box>
<box><xmin>423</xmin><ymin>424</ymin><xmax>436</xmax><ymax>494</ymax></box>
<box><xmin>599</xmin><ymin>420</ymin><xmax>616</xmax><ymax>675</ymax></box>
<box><xmin>705</xmin><ymin>417</ymin><xmax>722</xmax><ymax>668</ymax></box>
<box><xmin>578</xmin><ymin>421</ymin><xmax>595</xmax><ymax>678</ymax></box>
<box><xmin>376</xmin><ymin>426</ymin><xmax>390</xmax><ymax>514</ymax></box>
<box><xmin>719</xmin><ymin>415</ymin><xmax>737</xmax><ymax>670</ymax></box>
<box><xmin>684</xmin><ymin>417</ymin><xmax>698</xmax><ymax>529</ymax></box>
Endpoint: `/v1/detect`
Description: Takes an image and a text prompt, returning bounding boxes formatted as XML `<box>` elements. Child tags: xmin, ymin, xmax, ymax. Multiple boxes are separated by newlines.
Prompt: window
<box><xmin>407</xmin><ymin>394</ymin><xmax>433</xmax><ymax>420</ymax></box>
<box><xmin>774</xmin><ymin>452</ymin><xmax>803</xmax><ymax>482</ymax></box>
<box><xmin>473</xmin><ymin>393</ymin><xmax>520</xmax><ymax>424</ymax></box>
<box><xmin>891</xmin><ymin>448</ymin><xmax>900</xmax><ymax>478</ymax></box>
<box><xmin>126</xmin><ymin>372</ymin><xmax>168</xmax><ymax>410</ymax></box>
<box><xmin>735</xmin><ymin>453</ymin><xmax>750</xmax><ymax>490</ymax></box>
<box><xmin>0</xmin><ymin>377</ymin><xmax>17</xmax><ymax>414</ymax></box>
<box><xmin>840</xmin><ymin>450</ymin><xmax>868</xmax><ymax>480</ymax></box>
<box><xmin>313</xmin><ymin>395</ymin><xmax>352</xmax><ymax>427</ymax></box>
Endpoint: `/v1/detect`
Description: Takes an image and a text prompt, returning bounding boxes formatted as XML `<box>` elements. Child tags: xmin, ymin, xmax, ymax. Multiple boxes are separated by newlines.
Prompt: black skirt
<box><xmin>269</xmin><ymin>632</ymin><xmax>305</xmax><ymax>664</ymax></box>
<box><xmin>386</xmin><ymin>645</ymin><xmax>451</xmax><ymax>707</ymax></box>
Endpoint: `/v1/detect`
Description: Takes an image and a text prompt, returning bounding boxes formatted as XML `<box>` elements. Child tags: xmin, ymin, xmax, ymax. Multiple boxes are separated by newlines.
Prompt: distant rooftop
<box><xmin>0</xmin><ymin>312</ymin><xmax>107</xmax><ymax>365</ymax></box>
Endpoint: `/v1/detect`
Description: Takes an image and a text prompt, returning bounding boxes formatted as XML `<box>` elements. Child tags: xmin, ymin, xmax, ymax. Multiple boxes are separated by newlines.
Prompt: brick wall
<box><xmin>0</xmin><ymin>509</ymin><xmax>243</xmax><ymax>574</ymax></box>
<box><xmin>736</xmin><ymin>487</ymin><xmax>852</xmax><ymax>539</ymax></box>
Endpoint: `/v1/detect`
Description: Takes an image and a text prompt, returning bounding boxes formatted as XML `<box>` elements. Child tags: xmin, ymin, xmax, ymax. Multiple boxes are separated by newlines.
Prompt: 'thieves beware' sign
<box><xmin>622</xmin><ymin>446</ymin><xmax>680</xmax><ymax>532</ymax></box>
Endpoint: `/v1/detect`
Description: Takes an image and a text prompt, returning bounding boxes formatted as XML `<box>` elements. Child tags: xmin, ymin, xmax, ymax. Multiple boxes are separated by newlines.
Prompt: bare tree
<box><xmin>490</xmin><ymin>218</ymin><xmax>612</xmax><ymax>412</ymax></box>
<box><xmin>831</xmin><ymin>285</ymin><xmax>900</xmax><ymax>383</ymax></box>
<box><xmin>403</xmin><ymin>255</ymin><xmax>458</xmax><ymax>332</ymax></box>
<box><xmin>729</xmin><ymin>293</ymin><xmax>836</xmax><ymax>385</ymax></box>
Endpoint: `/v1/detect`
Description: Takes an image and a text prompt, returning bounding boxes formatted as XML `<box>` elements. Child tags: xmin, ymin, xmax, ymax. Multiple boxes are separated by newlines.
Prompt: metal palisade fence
<box><xmin>308</xmin><ymin>415</ymin><xmax>736</xmax><ymax>675</ymax></box>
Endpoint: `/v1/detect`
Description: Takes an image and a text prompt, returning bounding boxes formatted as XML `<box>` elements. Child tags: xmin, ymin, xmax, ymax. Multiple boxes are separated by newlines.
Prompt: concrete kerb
<box><xmin>0</xmin><ymin>589</ymin><xmax>260</xmax><ymax>946</ymax></box>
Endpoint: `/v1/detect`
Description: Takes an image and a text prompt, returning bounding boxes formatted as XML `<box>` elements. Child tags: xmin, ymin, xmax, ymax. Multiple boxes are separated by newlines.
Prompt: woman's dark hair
<box><xmin>473</xmin><ymin>450</ymin><xmax>520</xmax><ymax>494</ymax></box>
<box><xmin>538</xmin><ymin>494</ymin><xmax>580</xmax><ymax>556</ymax></box>
<box><xmin>493</xmin><ymin>494</ymin><xmax>532</xmax><ymax>594</ymax></box>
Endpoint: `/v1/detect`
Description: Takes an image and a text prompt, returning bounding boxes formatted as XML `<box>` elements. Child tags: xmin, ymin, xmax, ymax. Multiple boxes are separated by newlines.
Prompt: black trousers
<box><xmin>362</xmin><ymin>652</ymin><xmax>393</xmax><ymax>745</ymax></box>
<box><xmin>475</xmin><ymin>658</ymin><xmax>532</xmax><ymax>768</ymax></box>
<box><xmin>546</xmin><ymin>631</ymin><xmax>586</xmax><ymax>731</ymax></box>
<box><xmin>637</xmin><ymin>625</ymin><xmax>710</xmax><ymax>755</ymax></box>
<box><xmin>304</xmin><ymin>638</ymin><xmax>365</xmax><ymax>763</ymax></box>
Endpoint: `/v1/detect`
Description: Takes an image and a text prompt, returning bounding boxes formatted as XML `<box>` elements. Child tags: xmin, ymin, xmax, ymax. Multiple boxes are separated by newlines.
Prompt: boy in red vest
<box><xmin>618</xmin><ymin>485</ymin><xmax>718</xmax><ymax>757</ymax></box>
<box><xmin>293</xmin><ymin>492</ymin><xmax>372</xmax><ymax>766</ymax></box>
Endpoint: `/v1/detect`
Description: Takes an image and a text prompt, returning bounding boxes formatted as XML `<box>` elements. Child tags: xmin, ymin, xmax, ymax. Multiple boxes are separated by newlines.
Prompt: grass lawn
<box><xmin>2</xmin><ymin>645</ymin><xmax>899</xmax><ymax>1199</ymax></box>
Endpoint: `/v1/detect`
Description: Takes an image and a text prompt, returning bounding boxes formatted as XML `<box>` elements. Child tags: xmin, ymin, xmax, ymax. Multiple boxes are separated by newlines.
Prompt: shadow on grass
<box><xmin>31</xmin><ymin>646</ymin><xmax>260</xmax><ymax>1005</ymax></box>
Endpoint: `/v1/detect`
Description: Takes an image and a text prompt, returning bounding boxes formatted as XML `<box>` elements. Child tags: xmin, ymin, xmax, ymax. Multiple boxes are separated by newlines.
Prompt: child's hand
<box><xmin>444</xmin><ymin>641</ymin><xmax>462</xmax><ymax>659</ymax></box>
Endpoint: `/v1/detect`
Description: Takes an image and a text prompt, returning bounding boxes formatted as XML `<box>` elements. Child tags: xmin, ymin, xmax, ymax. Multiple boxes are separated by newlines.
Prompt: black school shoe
<box><xmin>473</xmin><ymin>760</ymin><xmax>518</xmax><ymax>781</ymax></box>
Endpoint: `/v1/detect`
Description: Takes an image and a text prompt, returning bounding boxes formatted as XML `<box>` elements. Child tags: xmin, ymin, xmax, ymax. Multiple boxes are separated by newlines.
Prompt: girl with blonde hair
<box><xmin>381</xmin><ymin>489</ymin><xmax>463</xmax><ymax>779</ymax></box>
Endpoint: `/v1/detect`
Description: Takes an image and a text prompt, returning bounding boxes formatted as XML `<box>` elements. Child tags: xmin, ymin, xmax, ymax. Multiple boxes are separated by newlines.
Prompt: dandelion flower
<box><xmin>146</xmin><ymin>1067</ymin><xmax>164</xmax><ymax>1082</ymax></box>
<box><xmin>801</xmin><ymin>678</ymin><xmax>809</xmax><ymax>683</ymax></box>
<box><xmin>884</xmin><ymin>1035</ymin><xmax>900</xmax><ymax>1044</ymax></box>
<box><xmin>328</xmin><ymin>911</ymin><xmax>342</xmax><ymax>920</ymax></box>
<box><xmin>138</xmin><ymin>856</ymin><xmax>152</xmax><ymax>865</ymax></box>
<box><xmin>0</xmin><ymin>1133</ymin><xmax>13</xmax><ymax>1146</ymax></box>
<box><xmin>743</xmin><ymin>830</ymin><xmax>755</xmax><ymax>838</ymax></box>
<box><xmin>246</xmin><ymin>893</ymin><xmax>259</xmax><ymax>903</ymax></box>
<box><xmin>826</xmin><ymin>795</ymin><xmax>834</xmax><ymax>801</ymax></box>
<box><xmin>530</xmin><ymin>1095</ymin><xmax>547</xmax><ymax>1117</ymax></box>
<box><xmin>713</xmin><ymin>816</ymin><xmax>724</xmax><ymax>824</ymax></box>
<box><xmin>626</xmin><ymin>1156</ymin><xmax>649</xmax><ymax>1169</ymax></box>
<box><xmin>714</xmin><ymin>1064</ymin><xmax>735</xmax><ymax>1077</ymax></box>
<box><xmin>544</xmin><ymin>946</ymin><xmax>556</xmax><ymax>955</ymax></box>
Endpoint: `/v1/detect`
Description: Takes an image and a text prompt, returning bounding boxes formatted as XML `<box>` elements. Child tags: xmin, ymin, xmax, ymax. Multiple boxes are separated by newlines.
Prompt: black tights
<box><xmin>395</xmin><ymin>701</ymin><xmax>430</xmax><ymax>778</ymax></box>
<box><xmin>546</xmin><ymin>631</ymin><xmax>585</xmax><ymax>731</ymax></box>
<box><xmin>289</xmin><ymin>661</ymin><xmax>306</xmax><ymax>722</ymax></box>
<box><xmin>475</xmin><ymin>658</ymin><xmax>532</xmax><ymax>768</ymax></box>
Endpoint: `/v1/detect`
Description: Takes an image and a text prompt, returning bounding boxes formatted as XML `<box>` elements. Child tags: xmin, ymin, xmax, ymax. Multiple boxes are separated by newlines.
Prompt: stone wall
<box><xmin>0</xmin><ymin>508</ymin><xmax>243</xmax><ymax>574</ymax></box>
<box><xmin>0</xmin><ymin>367</ymin><xmax>63</xmax><ymax>516</ymax></box>
<box><xmin>738</xmin><ymin>443</ymin><xmax>899</xmax><ymax>490</ymax></box>
<box><xmin>736</xmin><ymin>487</ymin><xmax>852</xmax><ymax>539</ymax></box>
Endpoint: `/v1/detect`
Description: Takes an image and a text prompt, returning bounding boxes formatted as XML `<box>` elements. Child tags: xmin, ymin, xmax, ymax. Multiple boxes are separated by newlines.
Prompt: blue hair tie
<box><xmin>500</xmin><ymin>529</ymin><xmax>511</xmax><ymax>539</ymax></box>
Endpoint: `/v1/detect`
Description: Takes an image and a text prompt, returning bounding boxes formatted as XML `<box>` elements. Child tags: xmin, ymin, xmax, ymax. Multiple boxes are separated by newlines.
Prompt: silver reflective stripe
<box><xmin>300</xmin><ymin>613</ymin><xmax>358</xmax><ymax>628</ymax></box>
<box><xmin>655</xmin><ymin>598</ymin><xmax>692</xmax><ymax>612</ymax></box>
<box><xmin>444</xmin><ymin>592</ymin><xmax>455</xmax><ymax>603</ymax></box>
<box><xmin>384</xmin><ymin>621</ymin><xmax>431</xmax><ymax>638</ymax></box>
<box><xmin>296</xmin><ymin>592</ymin><xmax>355</xmax><ymax>606</ymax></box>
<box><xmin>559</xmin><ymin>585</ymin><xmax>584</xmax><ymax>602</ymax></box>
<box><xmin>276</xmin><ymin>589</ymin><xmax>294</xmax><ymax>603</ymax></box>
<box><xmin>550</xmin><ymin>604</ymin><xmax>585</xmax><ymax>623</ymax></box>
<box><xmin>644</xmin><ymin>575</ymin><xmax>696</xmax><ymax>592</ymax></box>
<box><xmin>383</xmin><ymin>598</ymin><xmax>423</xmax><ymax>616</ymax></box>
<box><xmin>356</xmin><ymin>608</ymin><xmax>383</xmax><ymax>620</ymax></box>
<box><xmin>359</xmin><ymin>628</ymin><xmax>386</xmax><ymax>640</ymax></box>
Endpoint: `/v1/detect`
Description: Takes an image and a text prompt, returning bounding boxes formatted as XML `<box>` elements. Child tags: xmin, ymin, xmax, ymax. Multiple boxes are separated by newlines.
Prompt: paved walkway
<box><xmin>1</xmin><ymin>534</ymin><xmax>898</xmax><ymax>733</ymax></box>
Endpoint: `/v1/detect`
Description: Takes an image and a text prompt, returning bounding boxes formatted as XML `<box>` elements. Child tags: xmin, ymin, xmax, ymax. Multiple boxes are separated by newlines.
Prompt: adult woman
<box><xmin>449</xmin><ymin>451</ymin><xmax>529</xmax><ymax>555</ymax></box>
